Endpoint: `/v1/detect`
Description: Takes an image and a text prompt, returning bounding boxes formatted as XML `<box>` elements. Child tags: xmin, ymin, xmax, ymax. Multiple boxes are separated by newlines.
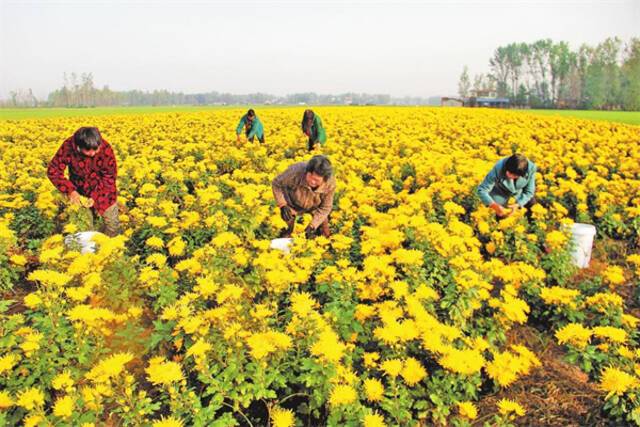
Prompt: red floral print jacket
<box><xmin>47</xmin><ymin>135</ymin><xmax>118</xmax><ymax>215</ymax></box>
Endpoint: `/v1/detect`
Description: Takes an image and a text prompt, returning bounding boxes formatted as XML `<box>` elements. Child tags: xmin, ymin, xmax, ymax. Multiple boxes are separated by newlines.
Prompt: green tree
<box><xmin>458</xmin><ymin>66</ymin><xmax>471</xmax><ymax>99</ymax></box>
<box><xmin>550</xmin><ymin>41</ymin><xmax>576</xmax><ymax>105</ymax></box>
<box><xmin>599</xmin><ymin>37</ymin><xmax>623</xmax><ymax>109</ymax></box>
<box><xmin>530</xmin><ymin>39</ymin><xmax>553</xmax><ymax>106</ymax></box>
<box><xmin>489</xmin><ymin>46</ymin><xmax>510</xmax><ymax>97</ymax></box>
<box><xmin>621</xmin><ymin>38</ymin><xmax>640</xmax><ymax>110</ymax></box>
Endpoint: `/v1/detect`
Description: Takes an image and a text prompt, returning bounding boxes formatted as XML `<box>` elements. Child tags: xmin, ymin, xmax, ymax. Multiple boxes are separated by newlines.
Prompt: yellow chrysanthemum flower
<box><xmin>17</xmin><ymin>387</ymin><xmax>45</xmax><ymax>411</ymax></box>
<box><xmin>329</xmin><ymin>384</ymin><xmax>357</xmax><ymax>407</ymax></box>
<box><xmin>270</xmin><ymin>407</ymin><xmax>295</xmax><ymax>427</ymax></box>
<box><xmin>53</xmin><ymin>395</ymin><xmax>74</xmax><ymax>418</ymax></box>
<box><xmin>363</xmin><ymin>413</ymin><xmax>387</xmax><ymax>427</ymax></box>
<box><xmin>497</xmin><ymin>398</ymin><xmax>525</xmax><ymax>417</ymax></box>
<box><xmin>363</xmin><ymin>378</ymin><xmax>385</xmax><ymax>402</ymax></box>
<box><xmin>457</xmin><ymin>401</ymin><xmax>478</xmax><ymax>419</ymax></box>
<box><xmin>599</xmin><ymin>366</ymin><xmax>639</xmax><ymax>398</ymax></box>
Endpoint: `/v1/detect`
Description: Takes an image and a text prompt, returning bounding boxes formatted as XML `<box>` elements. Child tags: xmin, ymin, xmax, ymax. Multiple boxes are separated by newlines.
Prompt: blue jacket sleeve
<box><xmin>477</xmin><ymin>163</ymin><xmax>500</xmax><ymax>206</ymax></box>
<box><xmin>516</xmin><ymin>163</ymin><xmax>536</xmax><ymax>207</ymax></box>
<box><xmin>236</xmin><ymin>116</ymin><xmax>246</xmax><ymax>135</ymax></box>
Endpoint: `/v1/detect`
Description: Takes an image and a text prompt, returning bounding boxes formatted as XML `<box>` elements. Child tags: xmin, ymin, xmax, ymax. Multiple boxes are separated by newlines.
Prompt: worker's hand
<box><xmin>280</xmin><ymin>206</ymin><xmax>295</xmax><ymax>222</ymax></box>
<box><xmin>493</xmin><ymin>203</ymin><xmax>511</xmax><ymax>218</ymax></box>
<box><xmin>304</xmin><ymin>225</ymin><xmax>316</xmax><ymax>239</ymax></box>
<box><xmin>508</xmin><ymin>204</ymin><xmax>520</xmax><ymax>216</ymax></box>
<box><xmin>236</xmin><ymin>134</ymin><xmax>242</xmax><ymax>142</ymax></box>
<box><xmin>491</xmin><ymin>203</ymin><xmax>507</xmax><ymax>218</ymax></box>
<box><xmin>69</xmin><ymin>191</ymin><xmax>81</xmax><ymax>205</ymax></box>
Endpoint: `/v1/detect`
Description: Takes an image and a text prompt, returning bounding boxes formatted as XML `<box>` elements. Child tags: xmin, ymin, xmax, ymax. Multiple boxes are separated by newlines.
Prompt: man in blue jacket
<box><xmin>236</xmin><ymin>109</ymin><xmax>265</xmax><ymax>143</ymax></box>
<box><xmin>477</xmin><ymin>154</ymin><xmax>537</xmax><ymax>218</ymax></box>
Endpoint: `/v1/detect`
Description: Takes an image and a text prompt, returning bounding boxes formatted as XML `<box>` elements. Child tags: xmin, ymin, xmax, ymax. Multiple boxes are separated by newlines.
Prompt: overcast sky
<box><xmin>1</xmin><ymin>0</ymin><xmax>638</xmax><ymax>99</ymax></box>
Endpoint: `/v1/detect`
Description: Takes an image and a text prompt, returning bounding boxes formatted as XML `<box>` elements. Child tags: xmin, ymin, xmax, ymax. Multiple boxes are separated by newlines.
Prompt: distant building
<box><xmin>466</xmin><ymin>97</ymin><xmax>510</xmax><ymax>108</ymax></box>
<box><xmin>463</xmin><ymin>89</ymin><xmax>510</xmax><ymax>108</ymax></box>
<box><xmin>440</xmin><ymin>97</ymin><xmax>464</xmax><ymax>107</ymax></box>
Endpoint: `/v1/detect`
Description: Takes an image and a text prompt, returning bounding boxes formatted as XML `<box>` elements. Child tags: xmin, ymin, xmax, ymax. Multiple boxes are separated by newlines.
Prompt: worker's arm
<box><xmin>236</xmin><ymin>116</ymin><xmax>246</xmax><ymax>135</ymax></box>
<box><xmin>516</xmin><ymin>163</ymin><xmax>537</xmax><ymax>207</ymax></box>
<box><xmin>47</xmin><ymin>140</ymin><xmax>76</xmax><ymax>195</ymax></box>
<box><xmin>477</xmin><ymin>162</ymin><xmax>507</xmax><ymax>216</ymax></box>
<box><xmin>477</xmin><ymin>163</ymin><xmax>499</xmax><ymax>207</ymax></box>
<box><xmin>272</xmin><ymin>165</ymin><xmax>297</xmax><ymax>208</ymax></box>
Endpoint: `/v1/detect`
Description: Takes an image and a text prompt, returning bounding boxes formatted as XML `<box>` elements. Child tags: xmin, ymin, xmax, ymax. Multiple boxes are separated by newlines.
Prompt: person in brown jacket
<box><xmin>272</xmin><ymin>155</ymin><xmax>336</xmax><ymax>238</ymax></box>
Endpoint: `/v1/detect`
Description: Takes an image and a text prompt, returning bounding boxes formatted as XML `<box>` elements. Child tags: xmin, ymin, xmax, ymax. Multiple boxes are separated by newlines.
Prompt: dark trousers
<box><xmin>247</xmin><ymin>133</ymin><xmax>265</xmax><ymax>143</ymax></box>
<box><xmin>523</xmin><ymin>197</ymin><xmax>537</xmax><ymax>220</ymax></box>
<box><xmin>308</xmin><ymin>138</ymin><xmax>318</xmax><ymax>152</ymax></box>
<box><xmin>81</xmin><ymin>203</ymin><xmax>121</xmax><ymax>237</ymax></box>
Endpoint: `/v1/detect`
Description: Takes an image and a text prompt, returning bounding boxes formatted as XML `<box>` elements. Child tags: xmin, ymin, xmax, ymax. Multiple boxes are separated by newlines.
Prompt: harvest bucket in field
<box><xmin>270</xmin><ymin>237</ymin><xmax>293</xmax><ymax>254</ymax></box>
<box><xmin>569</xmin><ymin>223</ymin><xmax>596</xmax><ymax>268</ymax></box>
<box><xmin>64</xmin><ymin>231</ymin><xmax>104</xmax><ymax>254</ymax></box>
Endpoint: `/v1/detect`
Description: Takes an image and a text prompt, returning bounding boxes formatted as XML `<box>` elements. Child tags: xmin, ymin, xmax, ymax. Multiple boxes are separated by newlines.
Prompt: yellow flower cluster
<box><xmin>1</xmin><ymin>107</ymin><xmax>638</xmax><ymax>425</ymax></box>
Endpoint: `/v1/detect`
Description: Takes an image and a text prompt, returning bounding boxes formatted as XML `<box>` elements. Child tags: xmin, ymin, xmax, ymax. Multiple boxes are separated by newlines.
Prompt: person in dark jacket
<box><xmin>272</xmin><ymin>155</ymin><xmax>335</xmax><ymax>238</ymax></box>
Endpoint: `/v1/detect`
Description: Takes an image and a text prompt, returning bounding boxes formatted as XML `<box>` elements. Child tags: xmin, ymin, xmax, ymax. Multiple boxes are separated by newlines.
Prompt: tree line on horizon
<box><xmin>459</xmin><ymin>37</ymin><xmax>640</xmax><ymax>111</ymax></box>
<box><xmin>2</xmin><ymin>73</ymin><xmax>434</xmax><ymax>108</ymax></box>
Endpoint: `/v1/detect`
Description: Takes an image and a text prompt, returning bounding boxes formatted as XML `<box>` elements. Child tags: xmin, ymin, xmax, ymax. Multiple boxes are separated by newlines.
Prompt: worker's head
<box><xmin>74</xmin><ymin>127</ymin><xmax>102</xmax><ymax>157</ymax></box>
<box><xmin>247</xmin><ymin>109</ymin><xmax>255</xmax><ymax>122</ymax></box>
<box><xmin>304</xmin><ymin>109</ymin><xmax>314</xmax><ymax>121</ymax></box>
<box><xmin>505</xmin><ymin>154</ymin><xmax>529</xmax><ymax>179</ymax></box>
<box><xmin>305</xmin><ymin>155</ymin><xmax>333</xmax><ymax>188</ymax></box>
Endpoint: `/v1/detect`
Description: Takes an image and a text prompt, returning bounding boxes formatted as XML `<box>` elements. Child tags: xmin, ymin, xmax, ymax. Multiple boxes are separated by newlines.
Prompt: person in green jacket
<box><xmin>236</xmin><ymin>109</ymin><xmax>265</xmax><ymax>143</ymax></box>
<box><xmin>477</xmin><ymin>153</ymin><xmax>537</xmax><ymax>219</ymax></box>
<box><xmin>301</xmin><ymin>109</ymin><xmax>326</xmax><ymax>151</ymax></box>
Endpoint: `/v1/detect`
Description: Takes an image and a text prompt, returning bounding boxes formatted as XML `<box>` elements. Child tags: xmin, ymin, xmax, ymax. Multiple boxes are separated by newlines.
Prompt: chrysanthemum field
<box><xmin>0</xmin><ymin>107</ymin><xmax>639</xmax><ymax>426</ymax></box>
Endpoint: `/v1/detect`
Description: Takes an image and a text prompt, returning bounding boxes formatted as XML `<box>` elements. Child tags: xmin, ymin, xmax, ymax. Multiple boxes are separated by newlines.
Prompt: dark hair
<box><xmin>74</xmin><ymin>127</ymin><xmax>102</xmax><ymax>150</ymax></box>
<box><xmin>247</xmin><ymin>109</ymin><xmax>255</xmax><ymax>117</ymax></box>
<box><xmin>303</xmin><ymin>109</ymin><xmax>314</xmax><ymax>120</ymax></box>
<box><xmin>504</xmin><ymin>154</ymin><xmax>529</xmax><ymax>177</ymax></box>
<box><xmin>306</xmin><ymin>155</ymin><xmax>333</xmax><ymax>180</ymax></box>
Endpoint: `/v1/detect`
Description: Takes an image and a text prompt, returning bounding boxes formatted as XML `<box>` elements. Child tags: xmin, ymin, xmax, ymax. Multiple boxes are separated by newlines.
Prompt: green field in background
<box><xmin>518</xmin><ymin>109</ymin><xmax>640</xmax><ymax>126</ymax></box>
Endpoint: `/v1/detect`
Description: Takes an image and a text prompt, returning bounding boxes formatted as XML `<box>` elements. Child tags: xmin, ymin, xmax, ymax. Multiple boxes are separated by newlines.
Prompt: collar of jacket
<box><xmin>498</xmin><ymin>160</ymin><xmax>531</xmax><ymax>190</ymax></box>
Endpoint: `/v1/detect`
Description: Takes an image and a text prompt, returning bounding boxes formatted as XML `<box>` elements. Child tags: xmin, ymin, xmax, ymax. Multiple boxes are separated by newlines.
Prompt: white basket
<box><xmin>64</xmin><ymin>231</ymin><xmax>103</xmax><ymax>254</ymax></box>
<box><xmin>270</xmin><ymin>238</ymin><xmax>293</xmax><ymax>254</ymax></box>
<box><xmin>569</xmin><ymin>223</ymin><xmax>596</xmax><ymax>268</ymax></box>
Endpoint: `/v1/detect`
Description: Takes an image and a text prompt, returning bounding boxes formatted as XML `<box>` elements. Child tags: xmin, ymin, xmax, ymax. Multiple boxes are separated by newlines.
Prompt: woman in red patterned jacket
<box><xmin>47</xmin><ymin>127</ymin><xmax>120</xmax><ymax>236</ymax></box>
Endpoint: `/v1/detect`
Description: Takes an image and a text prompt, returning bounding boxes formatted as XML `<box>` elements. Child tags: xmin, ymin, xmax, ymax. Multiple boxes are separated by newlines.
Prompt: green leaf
<box><xmin>0</xmin><ymin>299</ymin><xmax>14</xmax><ymax>314</ymax></box>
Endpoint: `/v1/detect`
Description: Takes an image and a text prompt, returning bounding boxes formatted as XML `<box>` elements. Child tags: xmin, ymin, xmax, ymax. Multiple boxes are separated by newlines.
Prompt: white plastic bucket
<box><xmin>569</xmin><ymin>223</ymin><xmax>596</xmax><ymax>268</ymax></box>
<box><xmin>270</xmin><ymin>238</ymin><xmax>293</xmax><ymax>254</ymax></box>
<box><xmin>64</xmin><ymin>231</ymin><xmax>103</xmax><ymax>254</ymax></box>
